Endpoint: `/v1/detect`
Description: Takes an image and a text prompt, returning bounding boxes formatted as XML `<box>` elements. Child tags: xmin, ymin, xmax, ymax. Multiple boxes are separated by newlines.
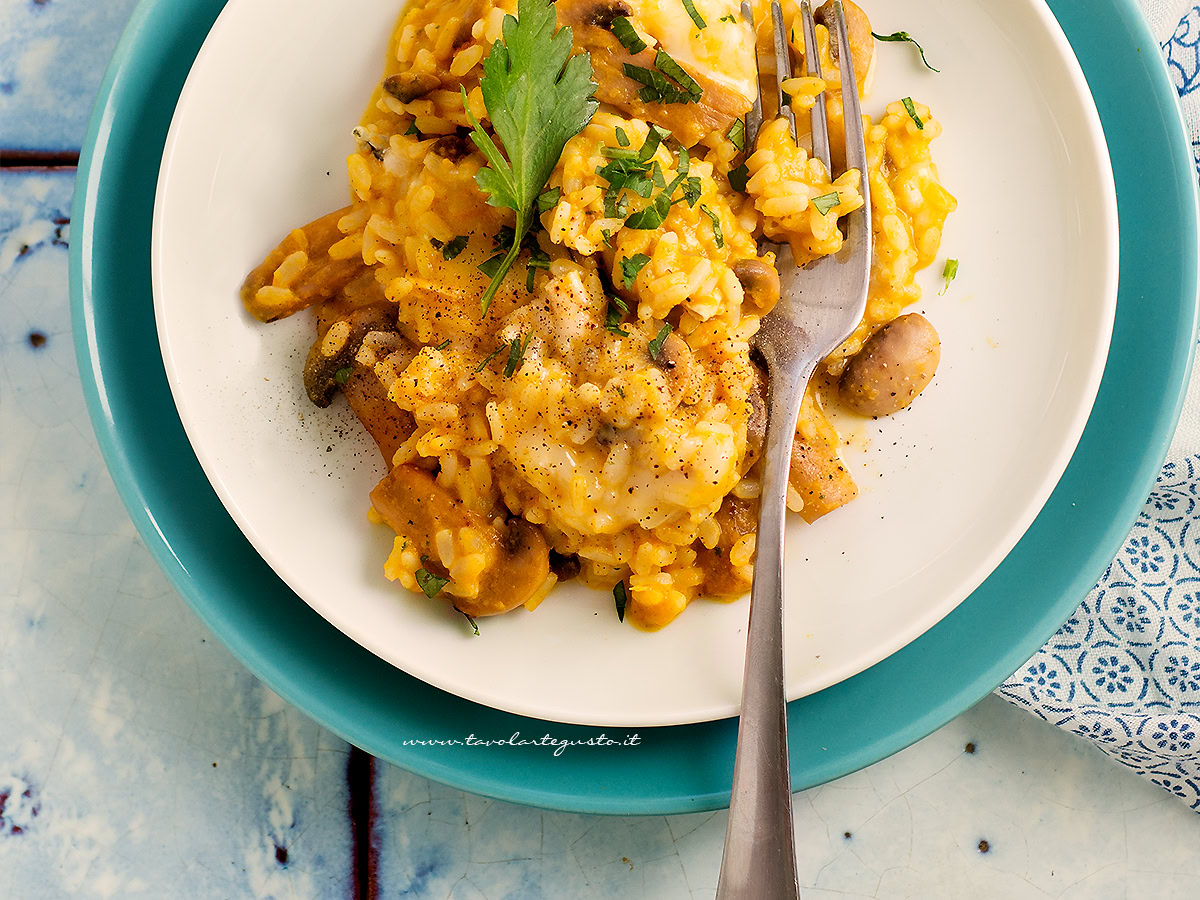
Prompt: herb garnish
<box><xmin>405</xmin><ymin>121</ymin><xmax>421</xmax><ymax>137</ymax></box>
<box><xmin>615</xmin><ymin>126</ymin><xmax>630</xmax><ymax>147</ymax></box>
<box><xmin>474</xmin><ymin>345</ymin><xmax>506</xmax><ymax>372</ymax></box>
<box><xmin>503</xmin><ymin>333</ymin><xmax>533</xmax><ymax>377</ymax></box>
<box><xmin>811</xmin><ymin>191</ymin><xmax>840</xmax><ymax>216</ymax></box>
<box><xmin>440</xmin><ymin>234</ymin><xmax>469</xmax><ymax>259</ymax></box>
<box><xmin>334</xmin><ymin>366</ymin><xmax>353</xmax><ymax>384</ymax></box>
<box><xmin>610</xmin><ymin>16</ymin><xmax>647</xmax><ymax>54</ymax></box>
<box><xmin>872</xmin><ymin>30</ymin><xmax>939</xmax><ymax>72</ymax></box>
<box><xmin>900</xmin><ymin>97</ymin><xmax>925</xmax><ymax>130</ymax></box>
<box><xmin>434</xmin><ymin>339</ymin><xmax>451</xmax><ymax>351</ymax></box>
<box><xmin>456</xmin><ymin>607</ymin><xmax>481</xmax><ymax>635</ymax></box>
<box><xmin>681</xmin><ymin>0</ymin><xmax>707</xmax><ymax>29</ymax></box>
<box><xmin>624</xmin><ymin>51</ymin><xmax>702</xmax><ymax>105</ymax></box>
<box><xmin>728</xmin><ymin>162</ymin><xmax>750</xmax><ymax>192</ymax></box>
<box><xmin>700</xmin><ymin>204</ymin><xmax>723</xmax><ymax>247</ymax></box>
<box><xmin>940</xmin><ymin>258</ymin><xmax>958</xmax><ymax>294</ymax></box>
<box><xmin>536</xmin><ymin>186</ymin><xmax>562</xmax><ymax>214</ymax></box>
<box><xmin>682</xmin><ymin>176</ymin><xmax>702</xmax><ymax>207</ymax></box>
<box><xmin>613</xmin><ymin>580</ymin><xmax>629</xmax><ymax>622</ymax></box>
<box><xmin>605</xmin><ymin>303</ymin><xmax>630</xmax><ymax>336</ymax></box>
<box><xmin>620</xmin><ymin>253</ymin><xmax>651</xmax><ymax>288</ymax></box>
<box><xmin>648</xmin><ymin>322</ymin><xmax>673</xmax><ymax>360</ymax></box>
<box><xmin>719</xmin><ymin>12</ymin><xmax>737</xmax><ymax>22</ymax></box>
<box><xmin>416</xmin><ymin>558</ymin><xmax>450</xmax><ymax>598</ymax></box>
<box><xmin>727</xmin><ymin>118</ymin><xmax>746</xmax><ymax>151</ymax></box>
<box><xmin>462</xmin><ymin>0</ymin><xmax>598</xmax><ymax>315</ymax></box>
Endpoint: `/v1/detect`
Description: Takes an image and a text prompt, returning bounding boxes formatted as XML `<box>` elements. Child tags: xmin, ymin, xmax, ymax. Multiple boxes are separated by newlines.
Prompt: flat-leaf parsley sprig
<box><xmin>462</xmin><ymin>0</ymin><xmax>599</xmax><ymax>316</ymax></box>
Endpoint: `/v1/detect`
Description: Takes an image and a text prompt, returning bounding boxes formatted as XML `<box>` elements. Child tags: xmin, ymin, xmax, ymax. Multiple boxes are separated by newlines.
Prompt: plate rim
<box><xmin>69</xmin><ymin>0</ymin><xmax>1200</xmax><ymax>814</ymax></box>
<box><xmin>147</xmin><ymin>0</ymin><xmax>1121</xmax><ymax>727</ymax></box>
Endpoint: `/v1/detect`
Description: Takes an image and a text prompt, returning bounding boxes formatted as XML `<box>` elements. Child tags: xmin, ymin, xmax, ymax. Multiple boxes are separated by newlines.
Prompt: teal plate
<box><xmin>70</xmin><ymin>0</ymin><xmax>1199</xmax><ymax>815</ymax></box>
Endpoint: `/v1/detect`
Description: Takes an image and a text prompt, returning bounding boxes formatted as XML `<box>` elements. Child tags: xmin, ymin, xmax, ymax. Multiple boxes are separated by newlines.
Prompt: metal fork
<box><xmin>716</xmin><ymin>2</ymin><xmax>872</xmax><ymax>898</ymax></box>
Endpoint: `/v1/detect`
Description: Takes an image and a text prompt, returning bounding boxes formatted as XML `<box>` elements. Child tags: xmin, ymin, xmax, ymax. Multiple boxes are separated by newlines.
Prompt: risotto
<box><xmin>241</xmin><ymin>0</ymin><xmax>956</xmax><ymax>629</ymax></box>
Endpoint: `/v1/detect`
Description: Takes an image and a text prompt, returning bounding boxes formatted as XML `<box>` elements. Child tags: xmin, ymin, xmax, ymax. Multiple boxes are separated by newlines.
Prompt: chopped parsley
<box><xmin>462</xmin><ymin>0</ymin><xmax>598</xmax><ymax>315</ymax></box>
<box><xmin>440</xmin><ymin>234</ymin><xmax>469</xmax><ymax>259</ymax></box>
<box><xmin>872</xmin><ymin>30</ymin><xmax>939</xmax><ymax>72</ymax></box>
<box><xmin>681</xmin><ymin>0</ymin><xmax>706</xmax><ymax>29</ymax></box>
<box><xmin>900</xmin><ymin>97</ymin><xmax>925</xmax><ymax>130</ymax></box>
<box><xmin>334</xmin><ymin>366</ymin><xmax>353</xmax><ymax>385</ymax></box>
<box><xmin>456</xmin><ymin>608</ymin><xmax>481</xmax><ymax>635</ymax></box>
<box><xmin>728</xmin><ymin>162</ymin><xmax>750</xmax><ymax>192</ymax></box>
<box><xmin>700</xmin><ymin>204</ymin><xmax>723</xmax><ymax>247</ymax></box>
<box><xmin>503</xmin><ymin>333</ymin><xmax>533</xmax><ymax>377</ymax></box>
<box><xmin>536</xmin><ymin>186</ymin><xmax>561</xmax><ymax>213</ymax></box>
<box><xmin>811</xmin><ymin>191</ymin><xmax>840</xmax><ymax>216</ymax></box>
<box><xmin>610</xmin><ymin>16</ymin><xmax>647</xmax><ymax>54</ymax></box>
<box><xmin>478</xmin><ymin>252</ymin><xmax>506</xmax><ymax>278</ymax></box>
<box><xmin>619</xmin><ymin>253</ymin><xmax>651</xmax><ymax>288</ymax></box>
<box><xmin>615</xmin><ymin>126</ymin><xmax>630</xmax><ymax>147</ymax></box>
<box><xmin>434</xmin><ymin>339</ymin><xmax>451</xmax><ymax>351</ymax></box>
<box><xmin>526</xmin><ymin>245</ymin><xmax>551</xmax><ymax>290</ymax></box>
<box><xmin>601</xmin><ymin>146</ymin><xmax>642</xmax><ymax>161</ymax></box>
<box><xmin>405</xmin><ymin>121</ymin><xmax>421</xmax><ymax>136</ymax></box>
<box><xmin>601</xmin><ymin>228</ymin><xmax>614</xmax><ymax>247</ymax></box>
<box><xmin>613</xmin><ymin>580</ymin><xmax>629</xmax><ymax>622</ymax></box>
<box><xmin>415</xmin><ymin>558</ymin><xmax>450</xmax><ymax>598</ymax></box>
<box><xmin>605</xmin><ymin>303</ymin><xmax>630</xmax><ymax>336</ymax></box>
<box><xmin>719</xmin><ymin>13</ymin><xmax>738</xmax><ymax>23</ymax></box>
<box><xmin>727</xmin><ymin>117</ymin><xmax>746</xmax><ymax>151</ymax></box>
<box><xmin>681</xmin><ymin>176</ymin><xmax>702</xmax><ymax>207</ymax></box>
<box><xmin>623</xmin><ymin>50</ymin><xmax>702</xmax><ymax>105</ymax></box>
<box><xmin>940</xmin><ymin>258</ymin><xmax>959</xmax><ymax>294</ymax></box>
<box><xmin>474</xmin><ymin>345</ymin><xmax>506</xmax><ymax>372</ymax></box>
<box><xmin>648</xmin><ymin>322</ymin><xmax>673</xmax><ymax>360</ymax></box>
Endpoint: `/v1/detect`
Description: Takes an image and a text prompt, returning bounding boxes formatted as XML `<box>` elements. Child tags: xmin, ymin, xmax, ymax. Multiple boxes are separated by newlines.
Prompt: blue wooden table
<box><xmin>4</xmin><ymin>1</ymin><xmax>1200</xmax><ymax>896</ymax></box>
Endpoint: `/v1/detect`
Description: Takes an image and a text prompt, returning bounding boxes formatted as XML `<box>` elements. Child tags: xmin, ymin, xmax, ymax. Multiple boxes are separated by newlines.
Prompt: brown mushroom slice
<box><xmin>814</xmin><ymin>0</ymin><xmax>874</xmax><ymax>96</ymax></box>
<box><xmin>789</xmin><ymin>387</ymin><xmax>857</xmax><ymax>523</ymax></box>
<box><xmin>370</xmin><ymin>465</ymin><xmax>552</xmax><ymax>617</ymax></box>
<box><xmin>732</xmin><ymin>258</ymin><xmax>781</xmax><ymax>312</ymax></box>
<box><xmin>241</xmin><ymin>206</ymin><xmax>365</xmax><ymax>323</ymax></box>
<box><xmin>556</xmin><ymin>0</ymin><xmax>754</xmax><ymax>147</ymax></box>
<box><xmin>302</xmin><ymin>304</ymin><xmax>396</xmax><ymax>408</ymax></box>
<box><xmin>340</xmin><ymin>363</ymin><xmax>416</xmax><ymax>467</ymax></box>
<box><xmin>838</xmin><ymin>313</ymin><xmax>940</xmax><ymax>417</ymax></box>
<box><xmin>382</xmin><ymin>71</ymin><xmax>441</xmax><ymax>103</ymax></box>
<box><xmin>695</xmin><ymin>495</ymin><xmax>758</xmax><ymax>597</ymax></box>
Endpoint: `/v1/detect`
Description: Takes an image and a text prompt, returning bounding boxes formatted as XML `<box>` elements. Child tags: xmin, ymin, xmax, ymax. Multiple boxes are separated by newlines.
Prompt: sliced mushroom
<box><xmin>732</xmin><ymin>258</ymin><xmax>781</xmax><ymax>309</ymax></box>
<box><xmin>430</xmin><ymin>134</ymin><xmax>474</xmax><ymax>162</ymax></box>
<box><xmin>695</xmin><ymin>495</ymin><xmax>758</xmax><ymax>597</ymax></box>
<box><xmin>382</xmin><ymin>71</ymin><xmax>441</xmax><ymax>103</ymax></box>
<box><xmin>814</xmin><ymin>0</ymin><xmax>874</xmax><ymax>95</ymax></box>
<box><xmin>370</xmin><ymin>465</ymin><xmax>552</xmax><ymax>617</ymax></box>
<box><xmin>838</xmin><ymin>313</ymin><xmax>940</xmax><ymax>417</ymax></box>
<box><xmin>302</xmin><ymin>304</ymin><xmax>395</xmax><ymax>408</ymax></box>
<box><xmin>241</xmin><ymin>206</ymin><xmax>364</xmax><ymax>323</ymax></box>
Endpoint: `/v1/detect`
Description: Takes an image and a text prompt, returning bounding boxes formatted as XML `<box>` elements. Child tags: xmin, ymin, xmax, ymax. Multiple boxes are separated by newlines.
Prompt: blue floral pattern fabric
<box><xmin>1000</xmin><ymin>4</ymin><xmax>1200</xmax><ymax>808</ymax></box>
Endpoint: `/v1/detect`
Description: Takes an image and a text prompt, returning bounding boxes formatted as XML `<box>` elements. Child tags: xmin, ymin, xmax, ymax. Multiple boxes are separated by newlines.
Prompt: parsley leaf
<box><xmin>405</xmin><ymin>121</ymin><xmax>421</xmax><ymax>136</ymax></box>
<box><xmin>462</xmin><ymin>0</ymin><xmax>598</xmax><ymax>315</ymax></box>
<box><xmin>619</xmin><ymin>253</ymin><xmax>651</xmax><ymax>288</ymax></box>
<box><xmin>653</xmin><ymin>52</ymin><xmax>702</xmax><ymax>101</ymax></box>
<box><xmin>536</xmin><ymin>186</ymin><xmax>561</xmax><ymax>214</ymax></box>
<box><xmin>416</xmin><ymin>558</ymin><xmax>450</xmax><ymax>598</ymax></box>
<box><xmin>334</xmin><ymin>366</ymin><xmax>353</xmax><ymax>385</ymax></box>
<box><xmin>434</xmin><ymin>339</ymin><xmax>451</xmax><ymax>351</ymax></box>
<box><xmin>605</xmin><ymin>303</ymin><xmax>630</xmax><ymax>336</ymax></box>
<box><xmin>648</xmin><ymin>322</ymin><xmax>672</xmax><ymax>360</ymax></box>
<box><xmin>610</xmin><ymin>16</ymin><xmax>647</xmax><ymax>54</ymax></box>
<box><xmin>474</xmin><ymin>345</ymin><xmax>506</xmax><ymax>373</ymax></box>
<box><xmin>441</xmin><ymin>234</ymin><xmax>469</xmax><ymax>259</ymax></box>
<box><xmin>503</xmin><ymin>333</ymin><xmax>532</xmax><ymax>377</ymax></box>
<box><xmin>682</xmin><ymin>176</ymin><xmax>702</xmax><ymax>207</ymax></box>
<box><xmin>681</xmin><ymin>0</ymin><xmax>706</xmax><ymax>29</ymax></box>
<box><xmin>719</xmin><ymin>13</ymin><xmax>737</xmax><ymax>22</ymax></box>
<box><xmin>456</xmin><ymin>607</ymin><xmax>481</xmax><ymax>635</ymax></box>
<box><xmin>940</xmin><ymin>258</ymin><xmax>958</xmax><ymax>295</ymax></box>
<box><xmin>811</xmin><ymin>191</ymin><xmax>840</xmax><ymax>215</ymax></box>
<box><xmin>900</xmin><ymin>97</ymin><xmax>925</xmax><ymax>130</ymax></box>
<box><xmin>872</xmin><ymin>30</ymin><xmax>939</xmax><ymax>72</ymax></box>
<box><xmin>700</xmin><ymin>204</ymin><xmax>723</xmax><ymax>247</ymax></box>
<box><xmin>727</xmin><ymin>117</ymin><xmax>745</xmax><ymax>151</ymax></box>
<box><xmin>613</xmin><ymin>580</ymin><xmax>629</xmax><ymax>622</ymax></box>
<box><xmin>728</xmin><ymin>162</ymin><xmax>750</xmax><ymax>192</ymax></box>
<box><xmin>615</xmin><ymin>126</ymin><xmax>630</xmax><ymax>147</ymax></box>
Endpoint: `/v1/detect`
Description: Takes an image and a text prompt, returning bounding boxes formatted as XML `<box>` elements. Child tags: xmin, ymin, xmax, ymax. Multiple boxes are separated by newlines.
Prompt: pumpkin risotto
<box><xmin>241</xmin><ymin>0</ymin><xmax>956</xmax><ymax>629</ymax></box>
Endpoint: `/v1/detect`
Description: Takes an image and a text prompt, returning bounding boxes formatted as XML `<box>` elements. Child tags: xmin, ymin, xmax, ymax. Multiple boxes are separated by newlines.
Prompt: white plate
<box><xmin>153</xmin><ymin>0</ymin><xmax>1117</xmax><ymax>726</ymax></box>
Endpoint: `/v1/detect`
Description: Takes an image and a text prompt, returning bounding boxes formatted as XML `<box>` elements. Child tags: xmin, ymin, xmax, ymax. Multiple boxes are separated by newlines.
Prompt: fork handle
<box><xmin>716</xmin><ymin>361</ymin><xmax>810</xmax><ymax>900</ymax></box>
